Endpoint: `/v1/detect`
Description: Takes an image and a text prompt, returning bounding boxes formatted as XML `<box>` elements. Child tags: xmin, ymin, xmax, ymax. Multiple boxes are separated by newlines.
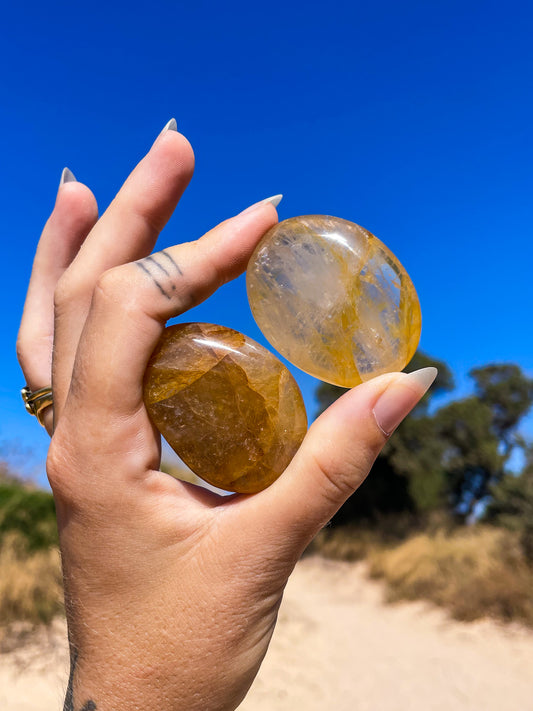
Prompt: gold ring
<box><xmin>21</xmin><ymin>385</ymin><xmax>53</xmax><ymax>427</ymax></box>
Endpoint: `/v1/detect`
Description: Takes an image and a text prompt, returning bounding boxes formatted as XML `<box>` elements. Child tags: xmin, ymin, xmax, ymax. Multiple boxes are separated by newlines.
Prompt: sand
<box><xmin>1</xmin><ymin>557</ymin><xmax>532</xmax><ymax>711</ymax></box>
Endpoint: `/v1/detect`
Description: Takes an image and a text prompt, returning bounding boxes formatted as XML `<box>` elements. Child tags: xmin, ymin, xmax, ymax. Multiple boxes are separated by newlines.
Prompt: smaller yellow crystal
<box><xmin>144</xmin><ymin>323</ymin><xmax>308</xmax><ymax>494</ymax></box>
<box><xmin>246</xmin><ymin>215</ymin><xmax>422</xmax><ymax>387</ymax></box>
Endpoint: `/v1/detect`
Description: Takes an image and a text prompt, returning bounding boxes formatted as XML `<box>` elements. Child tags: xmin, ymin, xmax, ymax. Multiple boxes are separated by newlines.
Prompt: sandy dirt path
<box><xmin>1</xmin><ymin>557</ymin><xmax>532</xmax><ymax>711</ymax></box>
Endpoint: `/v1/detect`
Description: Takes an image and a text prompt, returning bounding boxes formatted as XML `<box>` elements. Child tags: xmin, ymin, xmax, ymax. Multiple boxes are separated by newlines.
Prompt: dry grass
<box><xmin>0</xmin><ymin>533</ymin><xmax>63</xmax><ymax>650</ymax></box>
<box><xmin>308</xmin><ymin>514</ymin><xmax>434</xmax><ymax>560</ymax></box>
<box><xmin>367</xmin><ymin>526</ymin><xmax>533</xmax><ymax>626</ymax></box>
<box><xmin>2</xmin><ymin>507</ymin><xmax>532</xmax><ymax>655</ymax></box>
<box><xmin>312</xmin><ymin>523</ymin><xmax>533</xmax><ymax>626</ymax></box>
<box><xmin>309</xmin><ymin>525</ymin><xmax>379</xmax><ymax>561</ymax></box>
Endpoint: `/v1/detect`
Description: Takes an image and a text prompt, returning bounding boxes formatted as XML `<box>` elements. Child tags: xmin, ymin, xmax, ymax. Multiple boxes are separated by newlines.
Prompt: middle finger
<box><xmin>53</xmin><ymin>121</ymin><xmax>195</xmax><ymax>419</ymax></box>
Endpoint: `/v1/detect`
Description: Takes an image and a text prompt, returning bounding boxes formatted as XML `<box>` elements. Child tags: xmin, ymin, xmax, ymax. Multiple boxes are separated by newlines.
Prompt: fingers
<box><xmin>52</xmin><ymin>125</ymin><xmax>195</xmax><ymax>420</ymax></box>
<box><xmin>237</xmin><ymin>368</ymin><xmax>438</xmax><ymax>557</ymax></box>
<box><xmin>17</xmin><ymin>176</ymin><xmax>98</xmax><ymax>432</ymax></box>
<box><xmin>61</xmin><ymin>201</ymin><xmax>279</xmax><ymax>426</ymax></box>
<box><xmin>61</xmin><ymin>126</ymin><xmax>195</xmax><ymax>286</ymax></box>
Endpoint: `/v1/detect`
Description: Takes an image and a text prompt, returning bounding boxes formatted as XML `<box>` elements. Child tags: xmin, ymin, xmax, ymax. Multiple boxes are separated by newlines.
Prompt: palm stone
<box><xmin>246</xmin><ymin>215</ymin><xmax>421</xmax><ymax>387</ymax></box>
<box><xmin>144</xmin><ymin>323</ymin><xmax>308</xmax><ymax>493</ymax></box>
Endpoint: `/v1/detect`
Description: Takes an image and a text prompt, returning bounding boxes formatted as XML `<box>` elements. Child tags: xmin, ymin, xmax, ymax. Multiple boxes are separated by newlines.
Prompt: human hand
<box><xmin>17</xmin><ymin>120</ymin><xmax>436</xmax><ymax>711</ymax></box>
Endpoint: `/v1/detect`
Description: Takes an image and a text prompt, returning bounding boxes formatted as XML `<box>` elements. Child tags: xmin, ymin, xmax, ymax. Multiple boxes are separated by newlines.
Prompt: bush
<box><xmin>367</xmin><ymin>526</ymin><xmax>533</xmax><ymax>626</ymax></box>
<box><xmin>309</xmin><ymin>525</ymin><xmax>378</xmax><ymax>561</ymax></box>
<box><xmin>0</xmin><ymin>483</ymin><xmax>58</xmax><ymax>551</ymax></box>
<box><xmin>0</xmin><ymin>533</ymin><xmax>63</xmax><ymax>638</ymax></box>
<box><xmin>0</xmin><ymin>473</ymin><xmax>62</xmax><ymax>644</ymax></box>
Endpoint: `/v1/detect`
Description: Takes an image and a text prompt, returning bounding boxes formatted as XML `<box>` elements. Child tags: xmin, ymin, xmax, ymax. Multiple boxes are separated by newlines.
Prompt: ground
<box><xmin>2</xmin><ymin>557</ymin><xmax>533</xmax><ymax>711</ymax></box>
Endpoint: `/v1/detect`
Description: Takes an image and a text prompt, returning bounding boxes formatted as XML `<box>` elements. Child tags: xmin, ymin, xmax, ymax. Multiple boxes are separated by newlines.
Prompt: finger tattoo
<box><xmin>160</xmin><ymin>249</ymin><xmax>183</xmax><ymax>275</ymax></box>
<box><xmin>135</xmin><ymin>250</ymin><xmax>183</xmax><ymax>300</ymax></box>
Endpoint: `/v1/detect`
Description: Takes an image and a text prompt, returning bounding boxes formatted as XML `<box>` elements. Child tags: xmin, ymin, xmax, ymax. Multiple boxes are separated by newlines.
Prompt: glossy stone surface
<box><xmin>247</xmin><ymin>215</ymin><xmax>421</xmax><ymax>387</ymax></box>
<box><xmin>144</xmin><ymin>323</ymin><xmax>308</xmax><ymax>493</ymax></box>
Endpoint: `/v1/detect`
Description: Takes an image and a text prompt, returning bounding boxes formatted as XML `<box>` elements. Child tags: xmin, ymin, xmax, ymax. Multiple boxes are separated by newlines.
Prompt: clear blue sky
<box><xmin>2</xmin><ymin>0</ymin><xmax>533</xmax><ymax>481</ymax></box>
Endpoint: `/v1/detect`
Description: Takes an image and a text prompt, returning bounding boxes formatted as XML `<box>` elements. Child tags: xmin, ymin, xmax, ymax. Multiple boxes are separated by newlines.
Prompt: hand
<box><xmin>17</xmin><ymin>121</ymin><xmax>435</xmax><ymax>711</ymax></box>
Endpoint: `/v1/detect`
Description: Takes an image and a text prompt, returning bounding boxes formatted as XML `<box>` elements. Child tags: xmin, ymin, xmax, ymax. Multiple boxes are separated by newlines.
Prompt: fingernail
<box><xmin>59</xmin><ymin>167</ymin><xmax>76</xmax><ymax>187</ymax></box>
<box><xmin>161</xmin><ymin>118</ymin><xmax>177</xmax><ymax>133</ymax></box>
<box><xmin>373</xmin><ymin>367</ymin><xmax>438</xmax><ymax>436</ymax></box>
<box><xmin>239</xmin><ymin>194</ymin><xmax>283</xmax><ymax>215</ymax></box>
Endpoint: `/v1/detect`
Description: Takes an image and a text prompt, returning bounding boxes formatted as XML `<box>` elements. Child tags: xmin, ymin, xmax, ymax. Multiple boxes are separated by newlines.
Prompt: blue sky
<box><xmin>1</xmin><ymin>0</ymin><xmax>533</xmax><ymax>481</ymax></box>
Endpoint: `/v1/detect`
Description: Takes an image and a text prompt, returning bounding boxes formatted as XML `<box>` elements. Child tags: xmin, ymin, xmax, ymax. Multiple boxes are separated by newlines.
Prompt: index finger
<box><xmin>64</xmin><ymin>199</ymin><xmax>280</xmax><ymax>420</ymax></box>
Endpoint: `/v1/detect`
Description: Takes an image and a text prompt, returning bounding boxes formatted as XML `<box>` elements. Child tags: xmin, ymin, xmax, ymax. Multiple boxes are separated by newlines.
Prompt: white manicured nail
<box><xmin>373</xmin><ymin>367</ymin><xmax>438</xmax><ymax>436</ymax></box>
<box><xmin>161</xmin><ymin>118</ymin><xmax>177</xmax><ymax>133</ymax></box>
<box><xmin>59</xmin><ymin>167</ymin><xmax>76</xmax><ymax>187</ymax></box>
<box><xmin>239</xmin><ymin>194</ymin><xmax>283</xmax><ymax>215</ymax></box>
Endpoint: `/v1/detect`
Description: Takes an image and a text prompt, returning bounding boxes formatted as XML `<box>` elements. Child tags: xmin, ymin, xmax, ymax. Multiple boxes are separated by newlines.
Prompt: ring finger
<box><xmin>17</xmin><ymin>172</ymin><xmax>98</xmax><ymax>434</ymax></box>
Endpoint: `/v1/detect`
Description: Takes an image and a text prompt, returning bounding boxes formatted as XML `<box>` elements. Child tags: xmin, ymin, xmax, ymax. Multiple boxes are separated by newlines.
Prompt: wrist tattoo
<box><xmin>64</xmin><ymin>650</ymin><xmax>97</xmax><ymax>711</ymax></box>
<box><xmin>135</xmin><ymin>250</ymin><xmax>183</xmax><ymax>300</ymax></box>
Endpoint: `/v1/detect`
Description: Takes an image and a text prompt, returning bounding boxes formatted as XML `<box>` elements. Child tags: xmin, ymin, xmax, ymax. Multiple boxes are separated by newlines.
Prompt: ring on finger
<box><xmin>21</xmin><ymin>385</ymin><xmax>53</xmax><ymax>427</ymax></box>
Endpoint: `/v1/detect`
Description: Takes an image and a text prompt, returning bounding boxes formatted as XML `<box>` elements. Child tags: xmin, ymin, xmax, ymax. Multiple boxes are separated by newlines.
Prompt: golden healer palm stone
<box><xmin>144</xmin><ymin>323</ymin><xmax>308</xmax><ymax>493</ymax></box>
<box><xmin>246</xmin><ymin>215</ymin><xmax>421</xmax><ymax>388</ymax></box>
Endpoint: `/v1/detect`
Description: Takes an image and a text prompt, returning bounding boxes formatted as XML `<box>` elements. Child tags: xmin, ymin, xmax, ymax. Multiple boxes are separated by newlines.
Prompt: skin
<box><xmin>17</xmin><ymin>124</ymin><xmax>432</xmax><ymax>711</ymax></box>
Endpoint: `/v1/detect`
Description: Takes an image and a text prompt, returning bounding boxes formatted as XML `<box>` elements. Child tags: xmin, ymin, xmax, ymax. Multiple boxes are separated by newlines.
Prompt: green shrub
<box><xmin>0</xmin><ymin>484</ymin><xmax>58</xmax><ymax>551</ymax></box>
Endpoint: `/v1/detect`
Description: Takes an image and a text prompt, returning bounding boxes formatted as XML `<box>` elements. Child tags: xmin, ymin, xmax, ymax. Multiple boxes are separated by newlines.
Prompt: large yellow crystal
<box><xmin>144</xmin><ymin>323</ymin><xmax>308</xmax><ymax>493</ymax></box>
<box><xmin>246</xmin><ymin>215</ymin><xmax>421</xmax><ymax>387</ymax></box>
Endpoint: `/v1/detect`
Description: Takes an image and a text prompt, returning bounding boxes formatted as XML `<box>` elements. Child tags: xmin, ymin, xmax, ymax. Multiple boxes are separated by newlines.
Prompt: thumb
<box><xmin>243</xmin><ymin>367</ymin><xmax>437</xmax><ymax>552</ymax></box>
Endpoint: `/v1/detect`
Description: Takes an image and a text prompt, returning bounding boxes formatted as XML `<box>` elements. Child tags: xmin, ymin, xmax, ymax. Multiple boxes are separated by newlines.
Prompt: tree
<box><xmin>385</xmin><ymin>412</ymin><xmax>447</xmax><ymax>513</ymax></box>
<box><xmin>470</xmin><ymin>364</ymin><xmax>533</xmax><ymax>457</ymax></box>
<box><xmin>485</xmin><ymin>444</ymin><xmax>533</xmax><ymax>561</ymax></box>
<box><xmin>433</xmin><ymin>397</ymin><xmax>504</xmax><ymax>520</ymax></box>
<box><xmin>439</xmin><ymin>364</ymin><xmax>533</xmax><ymax>521</ymax></box>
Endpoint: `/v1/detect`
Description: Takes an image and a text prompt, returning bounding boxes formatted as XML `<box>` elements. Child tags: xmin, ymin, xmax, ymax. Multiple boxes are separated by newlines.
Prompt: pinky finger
<box><xmin>17</xmin><ymin>169</ymin><xmax>98</xmax><ymax>432</ymax></box>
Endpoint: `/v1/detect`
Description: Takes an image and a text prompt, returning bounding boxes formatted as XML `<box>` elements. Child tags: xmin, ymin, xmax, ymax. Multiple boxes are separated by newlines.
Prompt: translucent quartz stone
<box><xmin>144</xmin><ymin>323</ymin><xmax>308</xmax><ymax>493</ymax></box>
<box><xmin>247</xmin><ymin>215</ymin><xmax>421</xmax><ymax>388</ymax></box>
